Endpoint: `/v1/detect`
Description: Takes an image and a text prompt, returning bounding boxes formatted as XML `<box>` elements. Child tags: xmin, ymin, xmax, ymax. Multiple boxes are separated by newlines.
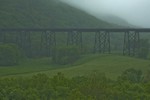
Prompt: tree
<box><xmin>137</xmin><ymin>39</ymin><xmax>149</xmax><ymax>59</ymax></box>
<box><xmin>0</xmin><ymin>43</ymin><xmax>22</xmax><ymax>66</ymax></box>
<box><xmin>52</xmin><ymin>46</ymin><xmax>81</xmax><ymax>65</ymax></box>
<box><xmin>118</xmin><ymin>68</ymin><xmax>143</xmax><ymax>83</ymax></box>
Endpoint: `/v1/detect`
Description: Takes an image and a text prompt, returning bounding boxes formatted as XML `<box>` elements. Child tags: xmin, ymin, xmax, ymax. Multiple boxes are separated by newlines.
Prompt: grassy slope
<box><xmin>0</xmin><ymin>0</ymin><xmax>115</xmax><ymax>28</ymax></box>
<box><xmin>1</xmin><ymin>54</ymin><xmax>150</xmax><ymax>79</ymax></box>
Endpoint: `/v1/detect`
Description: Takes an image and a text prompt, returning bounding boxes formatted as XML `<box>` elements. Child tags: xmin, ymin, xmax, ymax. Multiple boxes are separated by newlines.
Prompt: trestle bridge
<box><xmin>0</xmin><ymin>28</ymin><xmax>150</xmax><ymax>57</ymax></box>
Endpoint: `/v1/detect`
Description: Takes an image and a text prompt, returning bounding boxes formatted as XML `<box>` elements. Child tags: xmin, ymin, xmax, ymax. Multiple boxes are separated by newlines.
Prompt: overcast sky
<box><xmin>60</xmin><ymin>0</ymin><xmax>150</xmax><ymax>28</ymax></box>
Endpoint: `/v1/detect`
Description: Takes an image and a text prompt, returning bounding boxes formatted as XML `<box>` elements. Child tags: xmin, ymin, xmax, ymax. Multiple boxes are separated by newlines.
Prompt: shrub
<box><xmin>118</xmin><ymin>68</ymin><xmax>143</xmax><ymax>83</ymax></box>
<box><xmin>0</xmin><ymin>43</ymin><xmax>21</xmax><ymax>66</ymax></box>
<box><xmin>137</xmin><ymin>39</ymin><xmax>149</xmax><ymax>59</ymax></box>
<box><xmin>52</xmin><ymin>46</ymin><xmax>81</xmax><ymax>65</ymax></box>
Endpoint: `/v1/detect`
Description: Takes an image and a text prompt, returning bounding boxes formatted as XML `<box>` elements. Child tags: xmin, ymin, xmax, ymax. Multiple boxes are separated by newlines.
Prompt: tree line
<box><xmin>0</xmin><ymin>39</ymin><xmax>149</xmax><ymax>66</ymax></box>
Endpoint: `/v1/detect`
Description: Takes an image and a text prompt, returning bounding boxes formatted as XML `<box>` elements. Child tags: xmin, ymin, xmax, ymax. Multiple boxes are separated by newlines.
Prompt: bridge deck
<box><xmin>0</xmin><ymin>28</ymin><xmax>150</xmax><ymax>32</ymax></box>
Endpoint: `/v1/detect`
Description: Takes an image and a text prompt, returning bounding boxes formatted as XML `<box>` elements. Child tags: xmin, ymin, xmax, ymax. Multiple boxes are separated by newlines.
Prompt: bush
<box><xmin>137</xmin><ymin>39</ymin><xmax>149</xmax><ymax>59</ymax></box>
<box><xmin>138</xmin><ymin>47</ymin><xmax>149</xmax><ymax>59</ymax></box>
<box><xmin>0</xmin><ymin>43</ymin><xmax>21</xmax><ymax>66</ymax></box>
<box><xmin>53</xmin><ymin>46</ymin><xmax>81</xmax><ymax>65</ymax></box>
<box><xmin>1</xmin><ymin>72</ymin><xmax>150</xmax><ymax>99</ymax></box>
<box><xmin>118</xmin><ymin>68</ymin><xmax>143</xmax><ymax>83</ymax></box>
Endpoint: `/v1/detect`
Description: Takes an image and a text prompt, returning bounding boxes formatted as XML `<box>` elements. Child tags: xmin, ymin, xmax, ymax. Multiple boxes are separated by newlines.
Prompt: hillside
<box><xmin>0</xmin><ymin>0</ymin><xmax>116</xmax><ymax>28</ymax></box>
<box><xmin>98</xmin><ymin>14</ymin><xmax>133</xmax><ymax>27</ymax></box>
<box><xmin>1</xmin><ymin>54</ymin><xmax>150</xmax><ymax>79</ymax></box>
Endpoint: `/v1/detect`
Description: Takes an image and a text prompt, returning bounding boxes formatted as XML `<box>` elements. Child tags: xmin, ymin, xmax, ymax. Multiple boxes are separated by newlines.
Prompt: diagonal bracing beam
<box><xmin>123</xmin><ymin>31</ymin><xmax>140</xmax><ymax>56</ymax></box>
<box><xmin>41</xmin><ymin>31</ymin><xmax>56</xmax><ymax>57</ymax></box>
<box><xmin>94</xmin><ymin>31</ymin><xmax>110</xmax><ymax>53</ymax></box>
<box><xmin>67</xmin><ymin>31</ymin><xmax>82</xmax><ymax>48</ymax></box>
<box><xmin>16</xmin><ymin>31</ymin><xmax>31</xmax><ymax>57</ymax></box>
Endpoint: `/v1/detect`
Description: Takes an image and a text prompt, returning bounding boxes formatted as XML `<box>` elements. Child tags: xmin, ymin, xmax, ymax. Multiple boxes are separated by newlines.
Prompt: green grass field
<box><xmin>0</xmin><ymin>54</ymin><xmax>150</xmax><ymax>79</ymax></box>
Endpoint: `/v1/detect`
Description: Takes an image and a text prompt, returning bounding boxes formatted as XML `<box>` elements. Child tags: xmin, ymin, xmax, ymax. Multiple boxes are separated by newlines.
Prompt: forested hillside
<box><xmin>0</xmin><ymin>0</ymin><xmax>115</xmax><ymax>28</ymax></box>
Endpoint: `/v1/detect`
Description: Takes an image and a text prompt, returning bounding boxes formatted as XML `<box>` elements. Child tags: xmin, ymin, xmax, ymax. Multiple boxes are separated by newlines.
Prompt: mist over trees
<box><xmin>60</xmin><ymin>0</ymin><xmax>150</xmax><ymax>28</ymax></box>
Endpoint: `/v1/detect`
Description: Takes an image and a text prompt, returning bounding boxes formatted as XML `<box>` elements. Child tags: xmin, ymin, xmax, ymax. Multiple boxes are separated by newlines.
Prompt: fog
<box><xmin>60</xmin><ymin>0</ymin><xmax>150</xmax><ymax>28</ymax></box>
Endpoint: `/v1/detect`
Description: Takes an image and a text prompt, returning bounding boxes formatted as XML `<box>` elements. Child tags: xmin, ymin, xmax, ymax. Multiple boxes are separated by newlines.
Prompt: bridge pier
<box><xmin>123</xmin><ymin>31</ymin><xmax>140</xmax><ymax>56</ymax></box>
<box><xmin>94</xmin><ymin>31</ymin><xmax>110</xmax><ymax>53</ymax></box>
<box><xmin>41</xmin><ymin>31</ymin><xmax>56</xmax><ymax>57</ymax></box>
<box><xmin>67</xmin><ymin>31</ymin><xmax>82</xmax><ymax>48</ymax></box>
<box><xmin>16</xmin><ymin>31</ymin><xmax>31</xmax><ymax>57</ymax></box>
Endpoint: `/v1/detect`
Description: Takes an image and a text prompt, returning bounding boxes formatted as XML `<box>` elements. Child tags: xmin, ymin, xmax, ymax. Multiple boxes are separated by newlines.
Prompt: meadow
<box><xmin>1</xmin><ymin>54</ymin><xmax>150</xmax><ymax>79</ymax></box>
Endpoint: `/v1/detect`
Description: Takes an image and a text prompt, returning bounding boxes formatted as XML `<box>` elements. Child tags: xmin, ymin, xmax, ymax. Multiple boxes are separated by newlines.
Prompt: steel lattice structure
<box><xmin>0</xmin><ymin>28</ymin><xmax>150</xmax><ymax>57</ymax></box>
<box><xmin>123</xmin><ymin>31</ymin><xmax>140</xmax><ymax>56</ymax></box>
<box><xmin>67</xmin><ymin>31</ymin><xmax>82</xmax><ymax>47</ymax></box>
<box><xmin>94</xmin><ymin>31</ymin><xmax>110</xmax><ymax>53</ymax></box>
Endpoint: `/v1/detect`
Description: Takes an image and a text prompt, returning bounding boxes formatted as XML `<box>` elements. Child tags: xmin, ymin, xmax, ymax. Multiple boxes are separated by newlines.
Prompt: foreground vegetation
<box><xmin>0</xmin><ymin>69</ymin><xmax>150</xmax><ymax>100</ymax></box>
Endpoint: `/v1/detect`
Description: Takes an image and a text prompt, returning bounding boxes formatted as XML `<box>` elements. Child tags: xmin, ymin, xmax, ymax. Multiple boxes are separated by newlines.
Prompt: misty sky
<box><xmin>61</xmin><ymin>0</ymin><xmax>150</xmax><ymax>28</ymax></box>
